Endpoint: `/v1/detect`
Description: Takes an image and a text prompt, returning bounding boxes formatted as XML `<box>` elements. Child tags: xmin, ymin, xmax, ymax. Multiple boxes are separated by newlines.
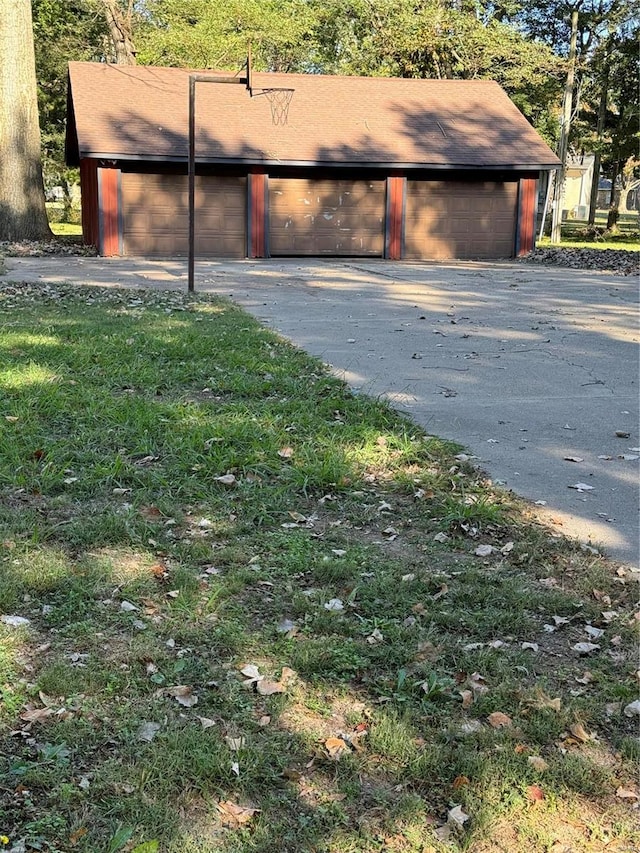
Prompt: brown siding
<box><xmin>516</xmin><ymin>177</ymin><xmax>537</xmax><ymax>256</ymax></box>
<box><xmin>385</xmin><ymin>175</ymin><xmax>405</xmax><ymax>260</ymax></box>
<box><xmin>269</xmin><ymin>178</ymin><xmax>385</xmax><ymax>256</ymax></box>
<box><xmin>249</xmin><ymin>171</ymin><xmax>267</xmax><ymax>258</ymax></box>
<box><xmin>121</xmin><ymin>173</ymin><xmax>246</xmax><ymax>257</ymax></box>
<box><xmin>98</xmin><ymin>167</ymin><xmax>121</xmax><ymax>257</ymax></box>
<box><xmin>405</xmin><ymin>180</ymin><xmax>518</xmax><ymax>260</ymax></box>
<box><xmin>79</xmin><ymin>158</ymin><xmax>99</xmax><ymax>248</ymax></box>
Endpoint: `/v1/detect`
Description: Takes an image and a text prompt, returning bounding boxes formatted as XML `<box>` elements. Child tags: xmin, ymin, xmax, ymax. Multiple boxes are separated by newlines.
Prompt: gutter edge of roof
<box><xmin>75</xmin><ymin>152</ymin><xmax>560</xmax><ymax>170</ymax></box>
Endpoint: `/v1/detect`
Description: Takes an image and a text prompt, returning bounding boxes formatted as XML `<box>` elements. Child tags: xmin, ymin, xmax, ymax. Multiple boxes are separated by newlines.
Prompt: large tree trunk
<box><xmin>102</xmin><ymin>0</ymin><xmax>137</xmax><ymax>65</ymax></box>
<box><xmin>0</xmin><ymin>0</ymin><xmax>52</xmax><ymax>241</ymax></box>
<box><xmin>607</xmin><ymin>158</ymin><xmax>620</xmax><ymax>229</ymax></box>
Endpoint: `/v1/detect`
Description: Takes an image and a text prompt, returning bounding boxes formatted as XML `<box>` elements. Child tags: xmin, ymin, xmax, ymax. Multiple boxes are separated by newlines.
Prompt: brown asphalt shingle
<box><xmin>66</xmin><ymin>62</ymin><xmax>560</xmax><ymax>170</ymax></box>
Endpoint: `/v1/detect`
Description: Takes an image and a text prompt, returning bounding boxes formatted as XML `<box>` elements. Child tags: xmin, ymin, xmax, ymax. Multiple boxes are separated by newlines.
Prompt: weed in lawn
<box><xmin>439</xmin><ymin>492</ymin><xmax>508</xmax><ymax>532</ymax></box>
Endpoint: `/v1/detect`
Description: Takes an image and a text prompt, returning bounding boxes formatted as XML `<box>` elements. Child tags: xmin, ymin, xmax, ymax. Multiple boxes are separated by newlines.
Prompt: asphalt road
<box><xmin>3</xmin><ymin>255</ymin><xmax>639</xmax><ymax>568</ymax></box>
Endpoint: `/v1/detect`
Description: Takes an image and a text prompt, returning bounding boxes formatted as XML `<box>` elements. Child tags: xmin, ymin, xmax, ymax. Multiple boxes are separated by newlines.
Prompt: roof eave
<box><xmin>77</xmin><ymin>152</ymin><xmax>560</xmax><ymax>171</ymax></box>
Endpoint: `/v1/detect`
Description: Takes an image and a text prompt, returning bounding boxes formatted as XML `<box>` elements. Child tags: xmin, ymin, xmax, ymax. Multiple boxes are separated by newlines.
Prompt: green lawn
<box><xmin>538</xmin><ymin>211</ymin><xmax>640</xmax><ymax>251</ymax></box>
<box><xmin>0</xmin><ymin>281</ymin><xmax>637</xmax><ymax>853</ymax></box>
<box><xmin>49</xmin><ymin>221</ymin><xmax>83</xmax><ymax>237</ymax></box>
<box><xmin>538</xmin><ymin>235</ymin><xmax>640</xmax><ymax>251</ymax></box>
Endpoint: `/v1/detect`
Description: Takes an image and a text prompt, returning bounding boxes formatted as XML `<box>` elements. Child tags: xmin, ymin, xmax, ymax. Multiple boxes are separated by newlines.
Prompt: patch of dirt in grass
<box><xmin>279</xmin><ymin>696</ymin><xmax>370</xmax><ymax>745</ymax></box>
<box><xmin>473</xmin><ymin>796</ymin><xmax>639</xmax><ymax>853</ymax></box>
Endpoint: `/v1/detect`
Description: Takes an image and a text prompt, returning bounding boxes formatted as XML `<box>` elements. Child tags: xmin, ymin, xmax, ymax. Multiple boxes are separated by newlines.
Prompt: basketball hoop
<box><xmin>262</xmin><ymin>88</ymin><xmax>294</xmax><ymax>126</ymax></box>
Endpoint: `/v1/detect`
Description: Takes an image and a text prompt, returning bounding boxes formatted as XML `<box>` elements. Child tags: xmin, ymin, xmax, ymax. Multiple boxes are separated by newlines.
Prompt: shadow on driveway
<box><xmin>4</xmin><ymin>255</ymin><xmax>639</xmax><ymax>567</ymax></box>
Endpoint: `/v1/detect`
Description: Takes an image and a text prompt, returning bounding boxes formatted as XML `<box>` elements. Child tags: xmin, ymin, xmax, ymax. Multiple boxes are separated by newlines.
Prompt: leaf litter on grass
<box><xmin>0</xmin><ymin>281</ymin><xmax>638</xmax><ymax>853</ymax></box>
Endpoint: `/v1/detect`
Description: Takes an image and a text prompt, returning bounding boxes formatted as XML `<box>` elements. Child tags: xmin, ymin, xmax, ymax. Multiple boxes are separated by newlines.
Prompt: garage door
<box><xmin>269</xmin><ymin>178</ymin><xmax>385</xmax><ymax>256</ymax></box>
<box><xmin>405</xmin><ymin>181</ymin><xmax>518</xmax><ymax>260</ymax></box>
<box><xmin>121</xmin><ymin>174</ymin><xmax>246</xmax><ymax>257</ymax></box>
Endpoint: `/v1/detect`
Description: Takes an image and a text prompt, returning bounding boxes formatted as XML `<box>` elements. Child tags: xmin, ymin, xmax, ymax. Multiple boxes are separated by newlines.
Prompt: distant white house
<box><xmin>562</xmin><ymin>154</ymin><xmax>595</xmax><ymax>219</ymax></box>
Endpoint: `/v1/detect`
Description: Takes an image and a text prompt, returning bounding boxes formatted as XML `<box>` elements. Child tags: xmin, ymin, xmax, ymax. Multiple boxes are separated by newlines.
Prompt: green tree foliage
<box><xmin>580</xmin><ymin>24</ymin><xmax>640</xmax><ymax>221</ymax></box>
<box><xmin>135</xmin><ymin>0</ymin><xmax>319</xmax><ymax>71</ymax></box>
<box><xmin>32</xmin><ymin>0</ymin><xmax>107</xmax><ymax>203</ymax></box>
<box><xmin>311</xmin><ymin>0</ymin><xmax>563</xmax><ymax>140</ymax></box>
<box><xmin>135</xmin><ymin>0</ymin><xmax>564</xmax><ymax>142</ymax></box>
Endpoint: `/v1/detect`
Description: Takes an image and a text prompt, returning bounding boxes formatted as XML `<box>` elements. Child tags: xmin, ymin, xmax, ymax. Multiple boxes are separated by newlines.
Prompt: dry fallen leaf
<box><xmin>527</xmin><ymin>755</ymin><xmax>549</xmax><ymax>772</ymax></box>
<box><xmin>324</xmin><ymin>736</ymin><xmax>350</xmax><ymax>759</ymax></box>
<box><xmin>447</xmin><ymin>804</ymin><xmax>470</xmax><ymax>828</ymax></box>
<box><xmin>434</xmin><ymin>824</ymin><xmax>452</xmax><ymax>842</ymax></box>
<box><xmin>215</xmin><ymin>473</ymin><xmax>236</xmax><ymax>486</ymax></box>
<box><xmin>240</xmin><ymin>664</ymin><xmax>262</xmax><ymax>685</ymax></box>
<box><xmin>452</xmin><ymin>775</ymin><xmax>470</xmax><ymax>790</ymax></box>
<box><xmin>256</xmin><ymin>679</ymin><xmax>285</xmax><ymax>696</ymax></box>
<box><xmin>525</xmin><ymin>689</ymin><xmax>562</xmax><ymax>712</ymax></box>
<box><xmin>616</xmin><ymin>787</ymin><xmax>639</xmax><ymax>800</ymax></box>
<box><xmin>526</xmin><ymin>784</ymin><xmax>545</xmax><ymax>802</ymax></box>
<box><xmin>278</xmin><ymin>446</ymin><xmax>294</xmax><ymax>459</ymax></box>
<box><xmin>459</xmin><ymin>690</ymin><xmax>474</xmax><ymax>709</ymax></box>
<box><xmin>572</xmin><ymin>642</ymin><xmax>600</xmax><ymax>654</ymax></box>
<box><xmin>20</xmin><ymin>706</ymin><xmax>55</xmax><ymax>723</ymax></box>
<box><xmin>623</xmin><ymin>700</ymin><xmax>640</xmax><ymax>718</ymax></box>
<box><xmin>165</xmin><ymin>685</ymin><xmax>198</xmax><ymax>707</ymax></box>
<box><xmin>366</xmin><ymin>628</ymin><xmax>384</xmax><ymax>645</ymax></box>
<box><xmin>197</xmin><ymin>716</ymin><xmax>216</xmax><ymax>729</ymax></box>
<box><xmin>569</xmin><ymin>722</ymin><xmax>594</xmax><ymax>743</ymax></box>
<box><xmin>474</xmin><ymin>544</ymin><xmax>493</xmax><ymax>557</ymax></box>
<box><xmin>288</xmin><ymin>511</ymin><xmax>308</xmax><ymax>522</ymax></box>
<box><xmin>468</xmin><ymin>672</ymin><xmax>489</xmax><ymax>696</ymax></box>
<box><xmin>217</xmin><ymin>801</ymin><xmax>260</xmax><ymax>827</ymax></box>
<box><xmin>69</xmin><ymin>827</ymin><xmax>88</xmax><ymax>846</ymax></box>
<box><xmin>487</xmin><ymin>711</ymin><xmax>512</xmax><ymax>729</ymax></box>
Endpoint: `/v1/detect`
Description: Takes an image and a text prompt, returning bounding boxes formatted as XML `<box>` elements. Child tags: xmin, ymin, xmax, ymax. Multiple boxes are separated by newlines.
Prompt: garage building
<box><xmin>65</xmin><ymin>62</ymin><xmax>559</xmax><ymax>260</ymax></box>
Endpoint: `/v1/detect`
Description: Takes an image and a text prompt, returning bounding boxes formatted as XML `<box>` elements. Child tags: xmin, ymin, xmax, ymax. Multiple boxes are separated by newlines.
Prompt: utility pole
<box><xmin>551</xmin><ymin>7</ymin><xmax>580</xmax><ymax>243</ymax></box>
<box><xmin>587</xmin><ymin>58</ymin><xmax>609</xmax><ymax>226</ymax></box>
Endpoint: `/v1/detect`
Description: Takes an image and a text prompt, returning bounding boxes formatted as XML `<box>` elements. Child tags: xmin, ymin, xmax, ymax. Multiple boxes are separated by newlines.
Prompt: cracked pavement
<box><xmin>3</xmin><ymin>255</ymin><xmax>639</xmax><ymax>567</ymax></box>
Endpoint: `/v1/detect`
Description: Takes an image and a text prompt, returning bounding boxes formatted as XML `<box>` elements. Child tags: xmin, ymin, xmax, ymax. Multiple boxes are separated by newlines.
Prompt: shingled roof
<box><xmin>66</xmin><ymin>61</ymin><xmax>560</xmax><ymax>171</ymax></box>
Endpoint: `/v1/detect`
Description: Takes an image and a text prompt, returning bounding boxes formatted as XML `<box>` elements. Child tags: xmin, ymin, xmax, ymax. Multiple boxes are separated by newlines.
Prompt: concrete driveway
<box><xmin>3</xmin><ymin>255</ymin><xmax>639</xmax><ymax>567</ymax></box>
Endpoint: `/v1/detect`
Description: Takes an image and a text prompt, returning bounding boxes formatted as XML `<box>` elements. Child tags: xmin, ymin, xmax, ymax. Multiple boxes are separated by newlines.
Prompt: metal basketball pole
<box><xmin>188</xmin><ymin>58</ymin><xmax>252</xmax><ymax>293</ymax></box>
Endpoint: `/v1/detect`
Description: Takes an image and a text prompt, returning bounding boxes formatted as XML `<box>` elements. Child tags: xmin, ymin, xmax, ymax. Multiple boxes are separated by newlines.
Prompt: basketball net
<box><xmin>263</xmin><ymin>88</ymin><xmax>294</xmax><ymax>126</ymax></box>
